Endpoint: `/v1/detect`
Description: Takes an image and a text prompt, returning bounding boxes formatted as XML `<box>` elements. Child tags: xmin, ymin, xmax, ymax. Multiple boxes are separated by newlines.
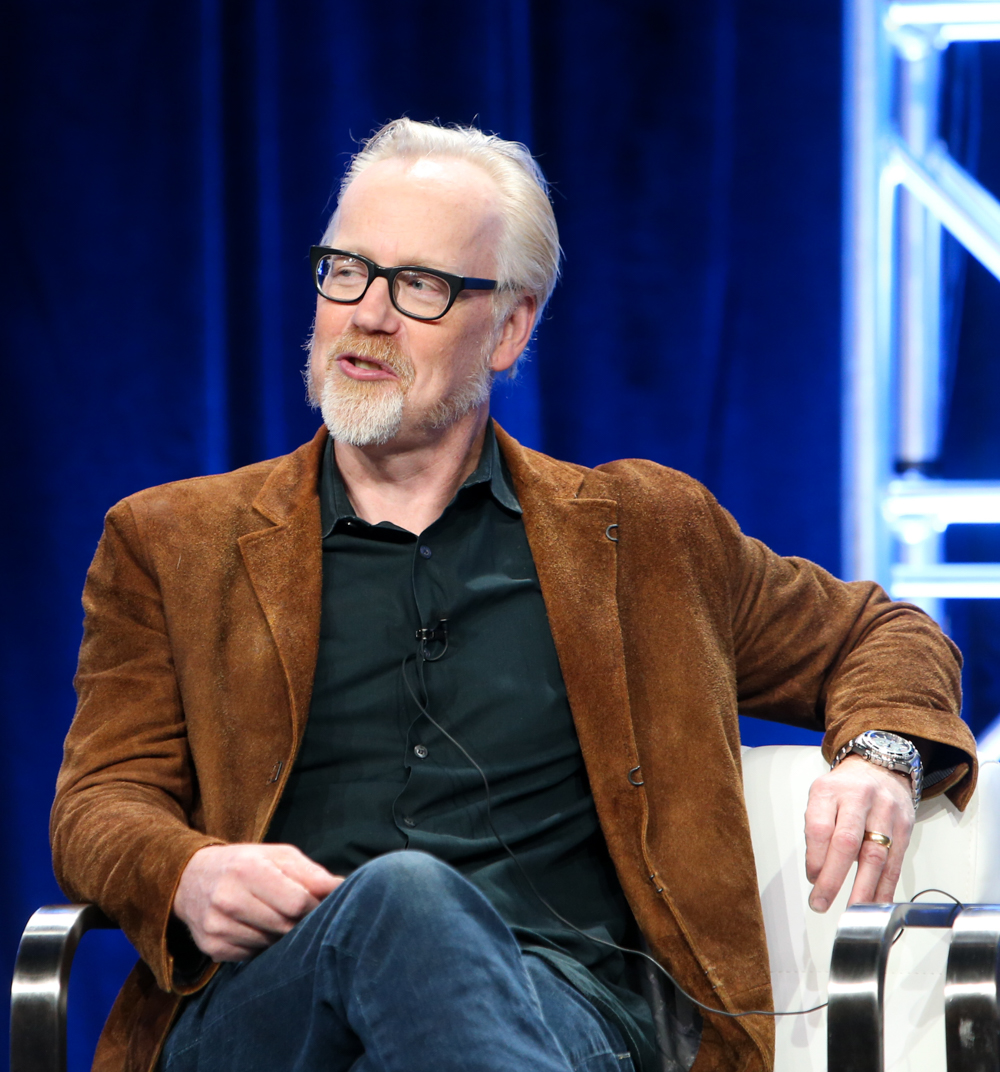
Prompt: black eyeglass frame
<box><xmin>310</xmin><ymin>246</ymin><xmax>497</xmax><ymax>321</ymax></box>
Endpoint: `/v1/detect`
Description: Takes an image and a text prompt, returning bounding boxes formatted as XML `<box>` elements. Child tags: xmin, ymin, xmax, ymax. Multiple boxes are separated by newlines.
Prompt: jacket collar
<box><xmin>251</xmin><ymin>425</ymin><xmax>328</xmax><ymax>525</ymax></box>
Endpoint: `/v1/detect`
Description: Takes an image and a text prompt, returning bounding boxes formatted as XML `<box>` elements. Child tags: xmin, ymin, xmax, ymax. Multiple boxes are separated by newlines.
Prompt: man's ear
<box><xmin>489</xmin><ymin>295</ymin><xmax>538</xmax><ymax>375</ymax></box>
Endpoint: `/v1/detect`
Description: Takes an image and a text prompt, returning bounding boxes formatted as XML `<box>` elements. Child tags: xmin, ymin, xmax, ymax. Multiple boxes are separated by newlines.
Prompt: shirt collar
<box><xmin>320</xmin><ymin>419</ymin><xmax>521</xmax><ymax>537</ymax></box>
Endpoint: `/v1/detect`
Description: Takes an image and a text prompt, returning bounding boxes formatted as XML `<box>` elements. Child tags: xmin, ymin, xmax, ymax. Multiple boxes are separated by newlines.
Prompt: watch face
<box><xmin>864</xmin><ymin>730</ymin><xmax>914</xmax><ymax>759</ymax></box>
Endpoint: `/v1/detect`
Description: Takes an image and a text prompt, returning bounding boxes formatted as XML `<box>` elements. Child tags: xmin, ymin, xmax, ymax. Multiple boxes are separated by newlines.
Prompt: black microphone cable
<box><xmin>400</xmin><ymin>647</ymin><xmax>834</xmax><ymax>1021</ymax></box>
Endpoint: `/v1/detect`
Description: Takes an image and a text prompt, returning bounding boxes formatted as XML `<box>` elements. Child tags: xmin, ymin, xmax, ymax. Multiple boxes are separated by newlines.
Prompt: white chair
<box><xmin>743</xmin><ymin>745</ymin><xmax>1000</xmax><ymax>1071</ymax></box>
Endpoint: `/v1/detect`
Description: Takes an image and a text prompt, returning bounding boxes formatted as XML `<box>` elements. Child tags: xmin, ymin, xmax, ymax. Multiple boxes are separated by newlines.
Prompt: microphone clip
<box><xmin>416</xmin><ymin>619</ymin><xmax>449</xmax><ymax>661</ymax></box>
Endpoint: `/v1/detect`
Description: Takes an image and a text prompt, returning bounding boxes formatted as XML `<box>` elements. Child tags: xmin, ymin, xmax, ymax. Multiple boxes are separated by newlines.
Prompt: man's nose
<box><xmin>350</xmin><ymin>276</ymin><xmax>399</xmax><ymax>333</ymax></box>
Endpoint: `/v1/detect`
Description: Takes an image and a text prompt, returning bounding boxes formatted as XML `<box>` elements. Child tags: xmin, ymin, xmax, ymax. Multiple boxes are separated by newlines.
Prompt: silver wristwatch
<box><xmin>832</xmin><ymin>730</ymin><xmax>923</xmax><ymax>807</ymax></box>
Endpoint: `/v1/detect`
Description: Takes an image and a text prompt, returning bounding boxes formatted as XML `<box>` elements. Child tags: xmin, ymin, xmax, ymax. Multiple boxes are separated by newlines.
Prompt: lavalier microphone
<box><xmin>415</xmin><ymin>619</ymin><xmax>448</xmax><ymax>661</ymax></box>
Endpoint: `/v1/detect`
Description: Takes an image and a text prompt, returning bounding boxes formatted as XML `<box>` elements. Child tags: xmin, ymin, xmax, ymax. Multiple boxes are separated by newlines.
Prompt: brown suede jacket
<box><xmin>52</xmin><ymin>425</ymin><xmax>976</xmax><ymax>1072</ymax></box>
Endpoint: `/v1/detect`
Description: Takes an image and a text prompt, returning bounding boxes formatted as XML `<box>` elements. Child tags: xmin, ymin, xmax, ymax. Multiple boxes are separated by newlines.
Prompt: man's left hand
<box><xmin>804</xmin><ymin>754</ymin><xmax>915</xmax><ymax>912</ymax></box>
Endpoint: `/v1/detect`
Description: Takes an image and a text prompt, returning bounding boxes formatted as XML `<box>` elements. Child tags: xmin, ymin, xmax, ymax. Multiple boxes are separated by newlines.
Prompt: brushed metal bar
<box><xmin>828</xmin><ymin>902</ymin><xmax>960</xmax><ymax>1072</ymax></box>
<box><xmin>10</xmin><ymin>904</ymin><xmax>117</xmax><ymax>1072</ymax></box>
<box><xmin>945</xmin><ymin>905</ymin><xmax>1000</xmax><ymax>1071</ymax></box>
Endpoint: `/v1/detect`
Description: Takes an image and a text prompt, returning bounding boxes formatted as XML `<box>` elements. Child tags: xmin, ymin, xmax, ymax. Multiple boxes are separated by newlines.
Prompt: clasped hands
<box><xmin>174</xmin><ymin>754</ymin><xmax>915</xmax><ymax>961</ymax></box>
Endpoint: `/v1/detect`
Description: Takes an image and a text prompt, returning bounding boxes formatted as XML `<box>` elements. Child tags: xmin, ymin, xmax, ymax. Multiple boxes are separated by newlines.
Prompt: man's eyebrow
<box><xmin>394</xmin><ymin>257</ymin><xmax>465</xmax><ymax>275</ymax></box>
<box><xmin>342</xmin><ymin>246</ymin><xmax>464</xmax><ymax>275</ymax></box>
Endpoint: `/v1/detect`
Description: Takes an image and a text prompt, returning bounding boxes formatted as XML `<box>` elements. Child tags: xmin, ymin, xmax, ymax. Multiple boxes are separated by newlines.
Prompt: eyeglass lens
<box><xmin>316</xmin><ymin>253</ymin><xmax>453</xmax><ymax>318</ymax></box>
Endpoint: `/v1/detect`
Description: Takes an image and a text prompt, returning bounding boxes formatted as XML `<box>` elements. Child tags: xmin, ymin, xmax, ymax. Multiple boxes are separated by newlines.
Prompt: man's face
<box><xmin>309</xmin><ymin>156</ymin><xmax>508</xmax><ymax>447</ymax></box>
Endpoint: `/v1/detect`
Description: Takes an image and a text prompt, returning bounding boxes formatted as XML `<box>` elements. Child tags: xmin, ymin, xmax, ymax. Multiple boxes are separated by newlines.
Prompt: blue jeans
<box><xmin>160</xmin><ymin>852</ymin><xmax>636</xmax><ymax>1072</ymax></box>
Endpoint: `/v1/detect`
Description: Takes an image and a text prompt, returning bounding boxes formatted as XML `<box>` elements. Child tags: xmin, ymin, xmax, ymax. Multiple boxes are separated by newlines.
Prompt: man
<box><xmin>52</xmin><ymin>119</ymin><xmax>975</xmax><ymax>1072</ymax></box>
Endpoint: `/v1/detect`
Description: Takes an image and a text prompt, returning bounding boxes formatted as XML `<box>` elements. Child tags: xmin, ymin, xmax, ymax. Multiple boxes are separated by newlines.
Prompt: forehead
<box><xmin>331</xmin><ymin>157</ymin><xmax>503</xmax><ymax>273</ymax></box>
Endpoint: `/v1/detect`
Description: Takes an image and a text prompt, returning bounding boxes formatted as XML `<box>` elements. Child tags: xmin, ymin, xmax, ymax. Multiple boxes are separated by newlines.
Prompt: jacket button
<box><xmin>414</xmin><ymin>744</ymin><xmax>429</xmax><ymax>759</ymax></box>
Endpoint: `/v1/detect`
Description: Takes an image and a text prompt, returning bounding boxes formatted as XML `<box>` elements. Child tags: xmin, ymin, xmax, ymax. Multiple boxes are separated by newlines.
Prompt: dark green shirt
<box><xmin>266</xmin><ymin>423</ymin><xmax>655</xmax><ymax>1069</ymax></box>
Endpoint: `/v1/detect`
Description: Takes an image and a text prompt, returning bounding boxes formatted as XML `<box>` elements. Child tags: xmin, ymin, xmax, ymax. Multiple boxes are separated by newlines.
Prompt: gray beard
<box><xmin>315</xmin><ymin>355</ymin><xmax>495</xmax><ymax>447</ymax></box>
<box><xmin>319</xmin><ymin>376</ymin><xmax>407</xmax><ymax>447</ymax></box>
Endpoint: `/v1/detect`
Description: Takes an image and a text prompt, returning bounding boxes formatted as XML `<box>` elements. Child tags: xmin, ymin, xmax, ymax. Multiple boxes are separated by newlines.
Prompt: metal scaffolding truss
<box><xmin>844</xmin><ymin>0</ymin><xmax>1000</xmax><ymax>620</ymax></box>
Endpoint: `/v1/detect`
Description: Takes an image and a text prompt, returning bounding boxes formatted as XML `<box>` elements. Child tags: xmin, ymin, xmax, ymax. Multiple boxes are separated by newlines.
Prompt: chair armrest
<box><xmin>10</xmin><ymin>904</ymin><xmax>119</xmax><ymax>1072</ymax></box>
<box><xmin>945</xmin><ymin>905</ymin><xmax>1000</xmax><ymax>1070</ymax></box>
<box><xmin>828</xmin><ymin>902</ymin><xmax>960</xmax><ymax>1072</ymax></box>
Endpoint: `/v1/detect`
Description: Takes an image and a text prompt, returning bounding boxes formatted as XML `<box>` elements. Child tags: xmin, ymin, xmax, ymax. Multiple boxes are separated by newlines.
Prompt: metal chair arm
<box><xmin>828</xmin><ymin>901</ymin><xmax>961</xmax><ymax>1072</ymax></box>
<box><xmin>945</xmin><ymin>904</ymin><xmax>1000</xmax><ymax>1071</ymax></box>
<box><xmin>14</xmin><ymin>899</ymin><xmax>1000</xmax><ymax>1072</ymax></box>
<box><xmin>10</xmin><ymin>904</ymin><xmax>119</xmax><ymax>1072</ymax></box>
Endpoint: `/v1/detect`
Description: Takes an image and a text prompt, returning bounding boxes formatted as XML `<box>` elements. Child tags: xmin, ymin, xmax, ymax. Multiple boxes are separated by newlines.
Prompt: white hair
<box><xmin>322</xmin><ymin>118</ymin><xmax>562</xmax><ymax>322</ymax></box>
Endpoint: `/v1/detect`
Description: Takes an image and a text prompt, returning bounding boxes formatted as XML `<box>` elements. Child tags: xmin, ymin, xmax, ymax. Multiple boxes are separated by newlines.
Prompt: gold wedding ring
<box><xmin>864</xmin><ymin>830</ymin><xmax>892</xmax><ymax>849</ymax></box>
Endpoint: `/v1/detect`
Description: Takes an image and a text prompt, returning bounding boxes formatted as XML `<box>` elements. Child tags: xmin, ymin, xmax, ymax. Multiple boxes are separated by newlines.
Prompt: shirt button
<box><xmin>413</xmin><ymin>744</ymin><xmax>428</xmax><ymax>759</ymax></box>
<box><xmin>419</xmin><ymin>545</ymin><xmax>432</xmax><ymax>558</ymax></box>
<box><xmin>402</xmin><ymin>816</ymin><xmax>417</xmax><ymax>828</ymax></box>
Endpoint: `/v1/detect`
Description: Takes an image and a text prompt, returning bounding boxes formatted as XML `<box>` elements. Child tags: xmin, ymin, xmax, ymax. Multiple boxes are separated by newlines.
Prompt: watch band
<box><xmin>832</xmin><ymin>730</ymin><xmax>923</xmax><ymax>807</ymax></box>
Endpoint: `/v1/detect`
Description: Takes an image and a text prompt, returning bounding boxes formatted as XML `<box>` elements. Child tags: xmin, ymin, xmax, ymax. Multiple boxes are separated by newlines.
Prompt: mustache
<box><xmin>324</xmin><ymin>329</ymin><xmax>415</xmax><ymax>389</ymax></box>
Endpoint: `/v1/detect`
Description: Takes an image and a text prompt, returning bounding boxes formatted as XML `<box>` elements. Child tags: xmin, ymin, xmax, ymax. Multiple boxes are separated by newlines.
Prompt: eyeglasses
<box><xmin>310</xmin><ymin>246</ymin><xmax>497</xmax><ymax>321</ymax></box>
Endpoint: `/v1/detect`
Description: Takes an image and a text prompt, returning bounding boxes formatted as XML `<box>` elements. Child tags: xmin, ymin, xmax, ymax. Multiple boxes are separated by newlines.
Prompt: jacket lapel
<box><xmin>237</xmin><ymin>429</ymin><xmax>326</xmax><ymax>736</ymax></box>
<box><xmin>496</xmin><ymin>426</ymin><xmax>648</xmax><ymax>849</ymax></box>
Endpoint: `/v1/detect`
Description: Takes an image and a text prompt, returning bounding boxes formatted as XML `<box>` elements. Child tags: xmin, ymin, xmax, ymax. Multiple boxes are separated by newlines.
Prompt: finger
<box><xmin>804</xmin><ymin>785</ymin><xmax>838</xmax><ymax>883</ymax></box>
<box><xmin>201</xmin><ymin>907</ymin><xmax>277</xmax><ymax>946</ymax></box>
<box><xmin>228</xmin><ymin>850</ymin><xmax>316</xmax><ymax>908</ymax></box>
<box><xmin>268</xmin><ymin>845</ymin><xmax>344</xmax><ymax>898</ymax></box>
<box><xmin>871</xmin><ymin>848</ymin><xmax>904</xmax><ymax>903</ymax></box>
<box><xmin>198</xmin><ymin>924</ymin><xmax>274</xmax><ymax>962</ymax></box>
<box><xmin>846</xmin><ymin>830</ymin><xmax>892</xmax><ymax>905</ymax></box>
<box><xmin>257</xmin><ymin>875</ymin><xmax>320</xmax><ymax>923</ymax></box>
<box><xmin>870</xmin><ymin>809</ymin><xmax>913</xmax><ymax>904</ymax></box>
<box><xmin>209</xmin><ymin>866</ymin><xmax>312</xmax><ymax>933</ymax></box>
<box><xmin>208</xmin><ymin>942</ymin><xmax>258</xmax><ymax>963</ymax></box>
<box><xmin>809</xmin><ymin>801</ymin><xmax>870</xmax><ymax>912</ymax></box>
<box><xmin>193</xmin><ymin>907</ymin><xmax>279</xmax><ymax>961</ymax></box>
<box><xmin>846</xmin><ymin>787</ymin><xmax>914</xmax><ymax>906</ymax></box>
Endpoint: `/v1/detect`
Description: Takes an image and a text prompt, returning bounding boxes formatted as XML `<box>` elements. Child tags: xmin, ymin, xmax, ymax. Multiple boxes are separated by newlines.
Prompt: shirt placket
<box><xmin>392</xmin><ymin>524</ymin><xmax>449</xmax><ymax>840</ymax></box>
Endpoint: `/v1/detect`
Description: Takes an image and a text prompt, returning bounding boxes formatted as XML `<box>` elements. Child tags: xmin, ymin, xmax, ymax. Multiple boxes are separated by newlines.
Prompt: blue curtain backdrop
<box><xmin>2</xmin><ymin>2</ymin><xmax>999</xmax><ymax>1066</ymax></box>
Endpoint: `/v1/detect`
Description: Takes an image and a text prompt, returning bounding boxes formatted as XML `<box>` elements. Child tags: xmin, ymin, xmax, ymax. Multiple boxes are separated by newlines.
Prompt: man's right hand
<box><xmin>173</xmin><ymin>844</ymin><xmax>343</xmax><ymax>962</ymax></box>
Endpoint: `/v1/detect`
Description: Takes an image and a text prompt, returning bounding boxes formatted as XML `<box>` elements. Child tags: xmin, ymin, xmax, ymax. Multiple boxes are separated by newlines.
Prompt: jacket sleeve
<box><xmin>51</xmin><ymin>500</ymin><xmax>225</xmax><ymax>993</ymax></box>
<box><xmin>706</xmin><ymin>493</ymin><xmax>976</xmax><ymax>806</ymax></box>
